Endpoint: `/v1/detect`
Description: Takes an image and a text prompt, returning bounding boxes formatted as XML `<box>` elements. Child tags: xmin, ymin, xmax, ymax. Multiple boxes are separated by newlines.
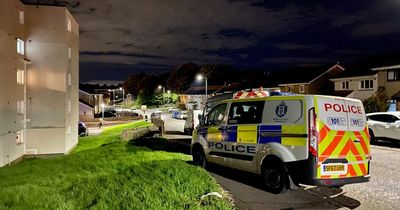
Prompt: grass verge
<box><xmin>0</xmin><ymin>121</ymin><xmax>232</xmax><ymax>209</ymax></box>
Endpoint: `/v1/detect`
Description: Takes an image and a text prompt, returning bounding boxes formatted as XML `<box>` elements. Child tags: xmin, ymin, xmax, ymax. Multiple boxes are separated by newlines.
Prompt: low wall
<box><xmin>120</xmin><ymin>125</ymin><xmax>160</xmax><ymax>141</ymax></box>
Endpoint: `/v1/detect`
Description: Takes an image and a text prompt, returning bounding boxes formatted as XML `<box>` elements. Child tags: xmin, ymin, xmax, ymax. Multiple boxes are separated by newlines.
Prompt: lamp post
<box><xmin>108</xmin><ymin>89</ymin><xmax>116</xmax><ymax>106</ymax></box>
<box><xmin>196</xmin><ymin>74</ymin><xmax>208</xmax><ymax>101</ymax></box>
<box><xmin>119</xmin><ymin>87</ymin><xmax>125</xmax><ymax>106</ymax></box>
<box><xmin>101</xmin><ymin>103</ymin><xmax>105</xmax><ymax>119</ymax></box>
<box><xmin>158</xmin><ymin>85</ymin><xmax>165</xmax><ymax>105</ymax></box>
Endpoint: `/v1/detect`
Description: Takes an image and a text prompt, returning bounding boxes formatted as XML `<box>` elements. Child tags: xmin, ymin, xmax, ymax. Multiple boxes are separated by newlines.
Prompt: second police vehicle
<box><xmin>191</xmin><ymin>90</ymin><xmax>370</xmax><ymax>193</ymax></box>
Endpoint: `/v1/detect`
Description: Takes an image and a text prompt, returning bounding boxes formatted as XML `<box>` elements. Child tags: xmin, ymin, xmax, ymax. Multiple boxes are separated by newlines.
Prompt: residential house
<box><xmin>0</xmin><ymin>0</ymin><xmax>79</xmax><ymax>167</ymax></box>
<box><xmin>371</xmin><ymin>65</ymin><xmax>400</xmax><ymax>110</ymax></box>
<box><xmin>79</xmin><ymin>90</ymin><xmax>103</xmax><ymax>115</ymax></box>
<box><xmin>330</xmin><ymin>68</ymin><xmax>378</xmax><ymax>100</ymax></box>
<box><xmin>278</xmin><ymin>64</ymin><xmax>345</xmax><ymax>94</ymax></box>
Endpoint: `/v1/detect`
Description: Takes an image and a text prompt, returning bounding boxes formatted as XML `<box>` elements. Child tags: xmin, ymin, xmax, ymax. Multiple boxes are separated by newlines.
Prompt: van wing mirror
<box><xmin>198</xmin><ymin>114</ymin><xmax>205</xmax><ymax>125</ymax></box>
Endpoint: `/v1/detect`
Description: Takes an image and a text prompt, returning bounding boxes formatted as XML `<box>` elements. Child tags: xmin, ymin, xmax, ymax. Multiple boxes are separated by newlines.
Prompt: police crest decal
<box><xmin>275</xmin><ymin>101</ymin><xmax>288</xmax><ymax>118</ymax></box>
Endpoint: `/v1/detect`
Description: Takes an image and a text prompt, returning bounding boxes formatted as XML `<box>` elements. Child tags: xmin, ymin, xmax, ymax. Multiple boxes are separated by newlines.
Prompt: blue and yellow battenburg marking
<box><xmin>198</xmin><ymin>125</ymin><xmax>306</xmax><ymax>146</ymax></box>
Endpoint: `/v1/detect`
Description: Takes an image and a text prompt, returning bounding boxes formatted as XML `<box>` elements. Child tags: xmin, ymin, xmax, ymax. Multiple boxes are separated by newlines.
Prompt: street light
<box><xmin>101</xmin><ymin>103</ymin><xmax>105</xmax><ymax>119</ymax></box>
<box><xmin>119</xmin><ymin>87</ymin><xmax>125</xmax><ymax>106</ymax></box>
<box><xmin>108</xmin><ymin>89</ymin><xmax>115</xmax><ymax>106</ymax></box>
<box><xmin>196</xmin><ymin>74</ymin><xmax>208</xmax><ymax>101</ymax></box>
<box><xmin>158</xmin><ymin>85</ymin><xmax>165</xmax><ymax>105</ymax></box>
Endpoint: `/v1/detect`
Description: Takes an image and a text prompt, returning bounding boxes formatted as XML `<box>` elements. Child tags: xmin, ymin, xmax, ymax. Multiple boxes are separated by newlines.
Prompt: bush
<box><xmin>363</xmin><ymin>86</ymin><xmax>389</xmax><ymax>113</ymax></box>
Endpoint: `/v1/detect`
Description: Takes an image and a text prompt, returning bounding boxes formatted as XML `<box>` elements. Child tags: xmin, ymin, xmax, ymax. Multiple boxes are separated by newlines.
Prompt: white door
<box><xmin>386</xmin><ymin>114</ymin><xmax>400</xmax><ymax>140</ymax></box>
<box><xmin>368</xmin><ymin>114</ymin><xmax>387</xmax><ymax>138</ymax></box>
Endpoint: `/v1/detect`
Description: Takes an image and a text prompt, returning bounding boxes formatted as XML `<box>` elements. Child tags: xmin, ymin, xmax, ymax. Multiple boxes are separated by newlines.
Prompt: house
<box><xmin>330</xmin><ymin>68</ymin><xmax>378</xmax><ymax>100</ymax></box>
<box><xmin>277</xmin><ymin>64</ymin><xmax>345</xmax><ymax>94</ymax></box>
<box><xmin>371</xmin><ymin>65</ymin><xmax>400</xmax><ymax>110</ymax></box>
<box><xmin>0</xmin><ymin>0</ymin><xmax>79</xmax><ymax>167</ymax></box>
<box><xmin>180</xmin><ymin>85</ymin><xmax>224</xmax><ymax>110</ymax></box>
<box><xmin>79</xmin><ymin>90</ymin><xmax>103</xmax><ymax>114</ymax></box>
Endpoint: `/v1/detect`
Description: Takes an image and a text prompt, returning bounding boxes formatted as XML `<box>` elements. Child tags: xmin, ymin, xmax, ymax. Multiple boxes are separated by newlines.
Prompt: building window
<box><xmin>360</xmin><ymin>80</ymin><xmax>373</xmax><ymax>90</ymax></box>
<box><xmin>19</xmin><ymin>11</ymin><xmax>24</xmax><ymax>25</ymax></box>
<box><xmin>67</xmin><ymin>73</ymin><xmax>72</xmax><ymax>86</ymax></box>
<box><xmin>17</xmin><ymin>69</ymin><xmax>24</xmax><ymax>85</ymax></box>
<box><xmin>341</xmin><ymin>81</ymin><xmax>349</xmax><ymax>90</ymax></box>
<box><xmin>67</xmin><ymin>19</ymin><xmax>72</xmax><ymax>32</ymax></box>
<box><xmin>68</xmin><ymin>100</ymin><xmax>71</xmax><ymax>113</ymax></box>
<box><xmin>17</xmin><ymin>39</ymin><xmax>24</xmax><ymax>55</ymax></box>
<box><xmin>68</xmin><ymin>47</ymin><xmax>72</xmax><ymax>59</ymax></box>
<box><xmin>17</xmin><ymin>100</ymin><xmax>25</xmax><ymax>114</ymax></box>
<box><xmin>299</xmin><ymin>85</ymin><xmax>305</xmax><ymax>93</ymax></box>
<box><xmin>388</xmin><ymin>70</ymin><xmax>400</xmax><ymax>81</ymax></box>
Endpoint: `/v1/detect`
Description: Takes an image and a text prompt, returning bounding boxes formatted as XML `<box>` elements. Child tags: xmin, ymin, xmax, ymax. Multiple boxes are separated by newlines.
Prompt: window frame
<box><xmin>16</xmin><ymin>38</ymin><xmax>25</xmax><ymax>55</ymax></box>
<box><xmin>227</xmin><ymin>101</ymin><xmax>265</xmax><ymax>125</ymax></box>
<box><xmin>341</xmin><ymin>81</ymin><xmax>349</xmax><ymax>90</ymax></box>
<box><xmin>387</xmin><ymin>70</ymin><xmax>399</xmax><ymax>81</ymax></box>
<box><xmin>360</xmin><ymin>79</ymin><xmax>373</xmax><ymax>90</ymax></box>
<box><xmin>206</xmin><ymin>103</ymin><xmax>227</xmax><ymax>126</ymax></box>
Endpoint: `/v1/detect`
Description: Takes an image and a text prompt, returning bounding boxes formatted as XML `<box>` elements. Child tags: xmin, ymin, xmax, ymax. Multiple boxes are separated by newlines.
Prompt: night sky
<box><xmin>25</xmin><ymin>0</ymin><xmax>400</xmax><ymax>81</ymax></box>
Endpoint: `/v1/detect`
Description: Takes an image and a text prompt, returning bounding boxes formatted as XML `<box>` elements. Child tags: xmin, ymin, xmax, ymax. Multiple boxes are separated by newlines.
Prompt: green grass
<box><xmin>0</xmin><ymin>121</ymin><xmax>232</xmax><ymax>210</ymax></box>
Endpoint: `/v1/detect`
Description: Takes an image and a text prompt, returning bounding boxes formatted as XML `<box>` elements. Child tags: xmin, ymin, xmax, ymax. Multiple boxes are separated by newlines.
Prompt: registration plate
<box><xmin>324</xmin><ymin>164</ymin><xmax>345</xmax><ymax>172</ymax></box>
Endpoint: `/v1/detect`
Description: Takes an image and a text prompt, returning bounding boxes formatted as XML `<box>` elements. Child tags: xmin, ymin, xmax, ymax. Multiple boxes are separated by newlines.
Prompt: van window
<box><xmin>264</xmin><ymin>100</ymin><xmax>304</xmax><ymax>124</ymax></box>
<box><xmin>369</xmin><ymin>114</ymin><xmax>388</xmax><ymax>122</ymax></box>
<box><xmin>206</xmin><ymin>103</ymin><xmax>227</xmax><ymax>125</ymax></box>
<box><xmin>228</xmin><ymin>101</ymin><xmax>264</xmax><ymax>124</ymax></box>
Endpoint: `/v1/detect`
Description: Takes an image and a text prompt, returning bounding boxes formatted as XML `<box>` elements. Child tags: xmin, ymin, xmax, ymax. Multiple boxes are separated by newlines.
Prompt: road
<box><xmin>162</xmin><ymin>113</ymin><xmax>400</xmax><ymax>209</ymax></box>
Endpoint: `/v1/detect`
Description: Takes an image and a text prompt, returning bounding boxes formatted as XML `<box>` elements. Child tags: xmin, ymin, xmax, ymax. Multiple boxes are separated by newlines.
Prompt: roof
<box><xmin>184</xmin><ymin>85</ymin><xmax>224</xmax><ymax>95</ymax></box>
<box><xmin>331</xmin><ymin>67</ymin><xmax>376</xmax><ymax>80</ymax></box>
<box><xmin>371</xmin><ymin>64</ymin><xmax>400</xmax><ymax>71</ymax></box>
<box><xmin>275</xmin><ymin>64</ymin><xmax>344</xmax><ymax>85</ymax></box>
<box><xmin>332</xmin><ymin>90</ymin><xmax>354</xmax><ymax>97</ymax></box>
<box><xmin>79</xmin><ymin>100</ymin><xmax>94</xmax><ymax>109</ymax></box>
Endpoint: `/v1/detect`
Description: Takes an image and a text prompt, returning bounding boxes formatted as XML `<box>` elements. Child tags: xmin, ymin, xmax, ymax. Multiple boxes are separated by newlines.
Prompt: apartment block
<box><xmin>0</xmin><ymin>0</ymin><xmax>79</xmax><ymax>167</ymax></box>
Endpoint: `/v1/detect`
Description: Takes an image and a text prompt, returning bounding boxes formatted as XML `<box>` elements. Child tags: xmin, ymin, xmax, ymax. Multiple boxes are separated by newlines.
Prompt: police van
<box><xmin>191</xmin><ymin>90</ymin><xmax>370</xmax><ymax>193</ymax></box>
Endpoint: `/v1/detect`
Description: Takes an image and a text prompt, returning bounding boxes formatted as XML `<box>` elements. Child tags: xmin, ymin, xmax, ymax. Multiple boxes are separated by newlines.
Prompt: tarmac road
<box><xmin>162</xmin><ymin>114</ymin><xmax>400</xmax><ymax>209</ymax></box>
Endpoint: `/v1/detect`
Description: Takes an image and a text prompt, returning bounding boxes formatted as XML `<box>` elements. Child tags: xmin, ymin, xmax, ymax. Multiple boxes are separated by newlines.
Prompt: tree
<box><xmin>167</xmin><ymin>63</ymin><xmax>200</xmax><ymax>92</ymax></box>
<box><xmin>363</xmin><ymin>86</ymin><xmax>389</xmax><ymax>113</ymax></box>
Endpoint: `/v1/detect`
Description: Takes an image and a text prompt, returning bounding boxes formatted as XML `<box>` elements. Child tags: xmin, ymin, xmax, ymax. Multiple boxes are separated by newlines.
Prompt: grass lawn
<box><xmin>0</xmin><ymin>121</ymin><xmax>232</xmax><ymax>209</ymax></box>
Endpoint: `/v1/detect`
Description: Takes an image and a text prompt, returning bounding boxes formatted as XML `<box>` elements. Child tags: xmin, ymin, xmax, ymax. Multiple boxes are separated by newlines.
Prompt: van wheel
<box><xmin>192</xmin><ymin>148</ymin><xmax>207</xmax><ymax>168</ymax></box>
<box><xmin>262</xmin><ymin>162</ymin><xmax>288</xmax><ymax>194</ymax></box>
<box><xmin>369</xmin><ymin>129</ymin><xmax>377</xmax><ymax>144</ymax></box>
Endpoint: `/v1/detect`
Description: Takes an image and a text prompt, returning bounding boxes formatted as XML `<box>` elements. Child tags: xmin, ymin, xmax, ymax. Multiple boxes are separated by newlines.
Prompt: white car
<box><xmin>366</xmin><ymin>112</ymin><xmax>400</xmax><ymax>143</ymax></box>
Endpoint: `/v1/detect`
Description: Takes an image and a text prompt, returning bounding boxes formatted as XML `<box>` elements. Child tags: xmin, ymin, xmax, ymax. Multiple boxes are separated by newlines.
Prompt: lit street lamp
<box><xmin>196</xmin><ymin>74</ymin><xmax>208</xmax><ymax>101</ymax></box>
<box><xmin>158</xmin><ymin>85</ymin><xmax>165</xmax><ymax>105</ymax></box>
<box><xmin>119</xmin><ymin>87</ymin><xmax>125</xmax><ymax>106</ymax></box>
<box><xmin>108</xmin><ymin>89</ymin><xmax>115</xmax><ymax>106</ymax></box>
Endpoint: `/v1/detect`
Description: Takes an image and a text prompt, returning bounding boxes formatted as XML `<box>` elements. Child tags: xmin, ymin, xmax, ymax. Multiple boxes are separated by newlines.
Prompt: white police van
<box><xmin>191</xmin><ymin>90</ymin><xmax>370</xmax><ymax>193</ymax></box>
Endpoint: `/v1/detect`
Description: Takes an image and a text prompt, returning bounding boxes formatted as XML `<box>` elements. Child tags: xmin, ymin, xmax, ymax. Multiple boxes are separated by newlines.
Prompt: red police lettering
<box><xmin>324</xmin><ymin>103</ymin><xmax>362</xmax><ymax>114</ymax></box>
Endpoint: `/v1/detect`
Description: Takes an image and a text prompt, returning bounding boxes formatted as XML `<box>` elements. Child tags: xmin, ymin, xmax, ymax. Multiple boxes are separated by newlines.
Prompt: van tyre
<box><xmin>192</xmin><ymin>148</ymin><xmax>207</xmax><ymax>168</ymax></box>
<box><xmin>262</xmin><ymin>162</ymin><xmax>288</xmax><ymax>194</ymax></box>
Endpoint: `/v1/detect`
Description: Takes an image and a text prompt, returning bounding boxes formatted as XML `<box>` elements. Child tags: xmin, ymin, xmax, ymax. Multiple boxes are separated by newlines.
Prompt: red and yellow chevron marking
<box><xmin>316</xmin><ymin>119</ymin><xmax>370</xmax><ymax>179</ymax></box>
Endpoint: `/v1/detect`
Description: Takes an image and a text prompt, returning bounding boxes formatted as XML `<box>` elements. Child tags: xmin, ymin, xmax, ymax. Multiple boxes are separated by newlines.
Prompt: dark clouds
<box><xmin>23</xmin><ymin>0</ymin><xmax>400</xmax><ymax>81</ymax></box>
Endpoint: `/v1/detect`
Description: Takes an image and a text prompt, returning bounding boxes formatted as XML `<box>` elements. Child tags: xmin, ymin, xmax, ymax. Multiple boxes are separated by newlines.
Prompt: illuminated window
<box><xmin>67</xmin><ymin>73</ymin><xmax>71</xmax><ymax>86</ymax></box>
<box><xmin>17</xmin><ymin>39</ymin><xmax>24</xmax><ymax>55</ymax></box>
<box><xmin>17</xmin><ymin>100</ymin><xmax>24</xmax><ymax>114</ymax></box>
<box><xmin>67</xmin><ymin>19</ymin><xmax>72</xmax><ymax>32</ymax></box>
<box><xmin>17</xmin><ymin>69</ymin><xmax>24</xmax><ymax>85</ymax></box>
<box><xmin>19</xmin><ymin>11</ymin><xmax>24</xmax><ymax>25</ymax></box>
<box><xmin>68</xmin><ymin>100</ymin><xmax>71</xmax><ymax>112</ymax></box>
<box><xmin>68</xmin><ymin>47</ymin><xmax>72</xmax><ymax>59</ymax></box>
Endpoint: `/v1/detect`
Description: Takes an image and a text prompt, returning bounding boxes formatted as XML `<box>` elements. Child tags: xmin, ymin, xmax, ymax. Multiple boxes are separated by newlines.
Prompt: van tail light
<box><xmin>308</xmin><ymin>107</ymin><xmax>318</xmax><ymax>157</ymax></box>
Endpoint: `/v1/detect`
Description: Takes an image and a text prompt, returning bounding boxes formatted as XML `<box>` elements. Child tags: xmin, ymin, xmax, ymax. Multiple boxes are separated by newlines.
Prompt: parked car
<box><xmin>78</xmin><ymin>122</ymin><xmax>88</xmax><ymax>137</ymax></box>
<box><xmin>366</xmin><ymin>112</ymin><xmax>400</xmax><ymax>143</ymax></box>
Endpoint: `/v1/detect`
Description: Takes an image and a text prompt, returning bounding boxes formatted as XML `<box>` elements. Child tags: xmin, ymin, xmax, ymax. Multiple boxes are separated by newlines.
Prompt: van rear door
<box><xmin>315</xmin><ymin>96</ymin><xmax>370</xmax><ymax>179</ymax></box>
